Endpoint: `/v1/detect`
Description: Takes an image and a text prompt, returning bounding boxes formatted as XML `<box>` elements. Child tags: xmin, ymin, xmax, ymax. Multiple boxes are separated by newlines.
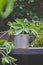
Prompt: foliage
<box><xmin>8</xmin><ymin>18</ymin><xmax>29</xmax><ymax>35</ymax></box>
<box><xmin>31</xmin><ymin>41</ymin><xmax>41</xmax><ymax>47</ymax></box>
<box><xmin>0</xmin><ymin>0</ymin><xmax>16</xmax><ymax>18</ymax></box>
<box><xmin>0</xmin><ymin>39</ymin><xmax>14</xmax><ymax>53</ymax></box>
<box><xmin>31</xmin><ymin>21</ymin><xmax>43</xmax><ymax>47</ymax></box>
<box><xmin>2</xmin><ymin>55</ymin><xmax>17</xmax><ymax>65</ymax></box>
<box><xmin>8</xmin><ymin>18</ymin><xmax>39</xmax><ymax>36</ymax></box>
<box><xmin>0</xmin><ymin>0</ymin><xmax>39</xmax><ymax>20</ymax></box>
<box><xmin>11</xmin><ymin>0</ymin><xmax>40</xmax><ymax>20</ymax></box>
<box><xmin>0</xmin><ymin>39</ymin><xmax>17</xmax><ymax>65</ymax></box>
<box><xmin>8</xmin><ymin>18</ymin><xmax>43</xmax><ymax>47</ymax></box>
<box><xmin>0</xmin><ymin>0</ymin><xmax>42</xmax><ymax>32</ymax></box>
<box><xmin>0</xmin><ymin>39</ymin><xmax>5</xmax><ymax>45</ymax></box>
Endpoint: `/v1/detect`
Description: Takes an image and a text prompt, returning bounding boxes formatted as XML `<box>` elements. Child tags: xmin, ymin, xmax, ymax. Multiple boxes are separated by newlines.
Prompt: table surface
<box><xmin>0</xmin><ymin>47</ymin><xmax>43</xmax><ymax>55</ymax></box>
<box><xmin>11</xmin><ymin>47</ymin><xmax>43</xmax><ymax>55</ymax></box>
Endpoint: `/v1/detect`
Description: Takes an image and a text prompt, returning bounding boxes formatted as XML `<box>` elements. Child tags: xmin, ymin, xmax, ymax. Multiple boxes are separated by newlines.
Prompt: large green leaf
<box><xmin>0</xmin><ymin>0</ymin><xmax>7</xmax><ymax>11</ymax></box>
<box><xmin>0</xmin><ymin>0</ymin><xmax>16</xmax><ymax>18</ymax></box>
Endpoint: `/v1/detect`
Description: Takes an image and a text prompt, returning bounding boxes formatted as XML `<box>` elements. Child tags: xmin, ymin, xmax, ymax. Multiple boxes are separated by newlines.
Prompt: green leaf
<box><xmin>0</xmin><ymin>0</ymin><xmax>7</xmax><ymax>11</ymax></box>
<box><xmin>31</xmin><ymin>41</ymin><xmax>40</xmax><ymax>47</ymax></box>
<box><xmin>8</xmin><ymin>28</ymin><xmax>15</xmax><ymax>35</ymax></box>
<box><xmin>3</xmin><ymin>41</ymin><xmax>13</xmax><ymax>54</ymax></box>
<box><xmin>4</xmin><ymin>57</ymin><xmax>9</xmax><ymax>63</ymax></box>
<box><xmin>15</xmin><ymin>18</ymin><xmax>24</xmax><ymax>25</ymax></box>
<box><xmin>39</xmin><ymin>25</ymin><xmax>43</xmax><ymax>30</ymax></box>
<box><xmin>24</xmin><ymin>28</ymin><xmax>29</xmax><ymax>33</ymax></box>
<box><xmin>29</xmin><ymin>23</ymin><xmax>38</xmax><ymax>31</ymax></box>
<box><xmin>0</xmin><ymin>39</ymin><xmax>6</xmax><ymax>46</ymax></box>
<box><xmin>2</xmin><ymin>56</ymin><xmax>9</xmax><ymax>65</ymax></box>
<box><xmin>8</xmin><ymin>56</ymin><xmax>17</xmax><ymax>62</ymax></box>
<box><xmin>31</xmin><ymin>29</ymin><xmax>38</xmax><ymax>36</ymax></box>
<box><xmin>16</xmin><ymin>29</ymin><xmax>23</xmax><ymax>35</ymax></box>
<box><xmin>2</xmin><ymin>57</ymin><xmax>6</xmax><ymax>65</ymax></box>
<box><xmin>0</xmin><ymin>0</ymin><xmax>16</xmax><ymax>18</ymax></box>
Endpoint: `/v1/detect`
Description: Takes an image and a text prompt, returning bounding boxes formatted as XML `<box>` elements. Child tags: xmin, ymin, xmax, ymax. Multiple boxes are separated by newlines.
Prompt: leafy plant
<box><xmin>8</xmin><ymin>18</ymin><xmax>30</xmax><ymax>35</ymax></box>
<box><xmin>0</xmin><ymin>0</ymin><xmax>16</xmax><ymax>18</ymax></box>
<box><xmin>8</xmin><ymin>18</ymin><xmax>43</xmax><ymax>47</ymax></box>
<box><xmin>31</xmin><ymin>21</ymin><xmax>43</xmax><ymax>47</ymax></box>
<box><xmin>8</xmin><ymin>18</ymin><xmax>39</xmax><ymax>37</ymax></box>
<box><xmin>0</xmin><ymin>39</ymin><xmax>17</xmax><ymax>65</ymax></box>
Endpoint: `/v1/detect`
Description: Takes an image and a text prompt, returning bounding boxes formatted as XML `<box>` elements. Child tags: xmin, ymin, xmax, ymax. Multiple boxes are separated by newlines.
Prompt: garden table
<box><xmin>10</xmin><ymin>47</ymin><xmax>43</xmax><ymax>65</ymax></box>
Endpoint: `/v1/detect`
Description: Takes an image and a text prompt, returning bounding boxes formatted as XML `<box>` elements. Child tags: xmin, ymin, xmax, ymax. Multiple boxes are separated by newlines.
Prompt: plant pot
<box><xmin>14</xmin><ymin>34</ymin><xmax>30</xmax><ymax>49</ymax></box>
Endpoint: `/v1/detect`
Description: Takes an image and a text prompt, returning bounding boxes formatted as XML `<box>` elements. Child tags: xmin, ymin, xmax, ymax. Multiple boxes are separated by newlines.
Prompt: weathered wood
<box><xmin>0</xmin><ymin>31</ymin><xmax>14</xmax><ymax>42</ymax></box>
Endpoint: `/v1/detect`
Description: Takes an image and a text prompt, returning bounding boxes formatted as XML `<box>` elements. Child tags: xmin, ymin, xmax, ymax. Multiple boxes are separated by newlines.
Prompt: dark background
<box><xmin>0</xmin><ymin>54</ymin><xmax>43</xmax><ymax>65</ymax></box>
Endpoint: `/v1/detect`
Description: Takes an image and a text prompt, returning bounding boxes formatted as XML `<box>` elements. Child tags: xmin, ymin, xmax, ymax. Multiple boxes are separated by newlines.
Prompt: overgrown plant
<box><xmin>0</xmin><ymin>39</ymin><xmax>17</xmax><ymax>65</ymax></box>
<box><xmin>8</xmin><ymin>18</ymin><xmax>39</xmax><ymax>37</ymax></box>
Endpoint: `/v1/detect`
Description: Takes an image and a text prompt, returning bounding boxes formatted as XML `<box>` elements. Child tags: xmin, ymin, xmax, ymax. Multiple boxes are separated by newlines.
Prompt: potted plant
<box><xmin>0</xmin><ymin>39</ymin><xmax>17</xmax><ymax>65</ymax></box>
<box><xmin>8</xmin><ymin>18</ymin><xmax>38</xmax><ymax>49</ymax></box>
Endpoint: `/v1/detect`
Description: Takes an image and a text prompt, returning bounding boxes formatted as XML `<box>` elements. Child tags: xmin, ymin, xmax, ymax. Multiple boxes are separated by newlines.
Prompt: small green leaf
<box><xmin>24</xmin><ymin>28</ymin><xmax>29</xmax><ymax>33</ymax></box>
<box><xmin>16</xmin><ymin>29</ymin><xmax>23</xmax><ymax>35</ymax></box>
<box><xmin>0</xmin><ymin>39</ymin><xmax>6</xmax><ymax>46</ymax></box>
<box><xmin>31</xmin><ymin>41</ymin><xmax>40</xmax><ymax>47</ymax></box>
